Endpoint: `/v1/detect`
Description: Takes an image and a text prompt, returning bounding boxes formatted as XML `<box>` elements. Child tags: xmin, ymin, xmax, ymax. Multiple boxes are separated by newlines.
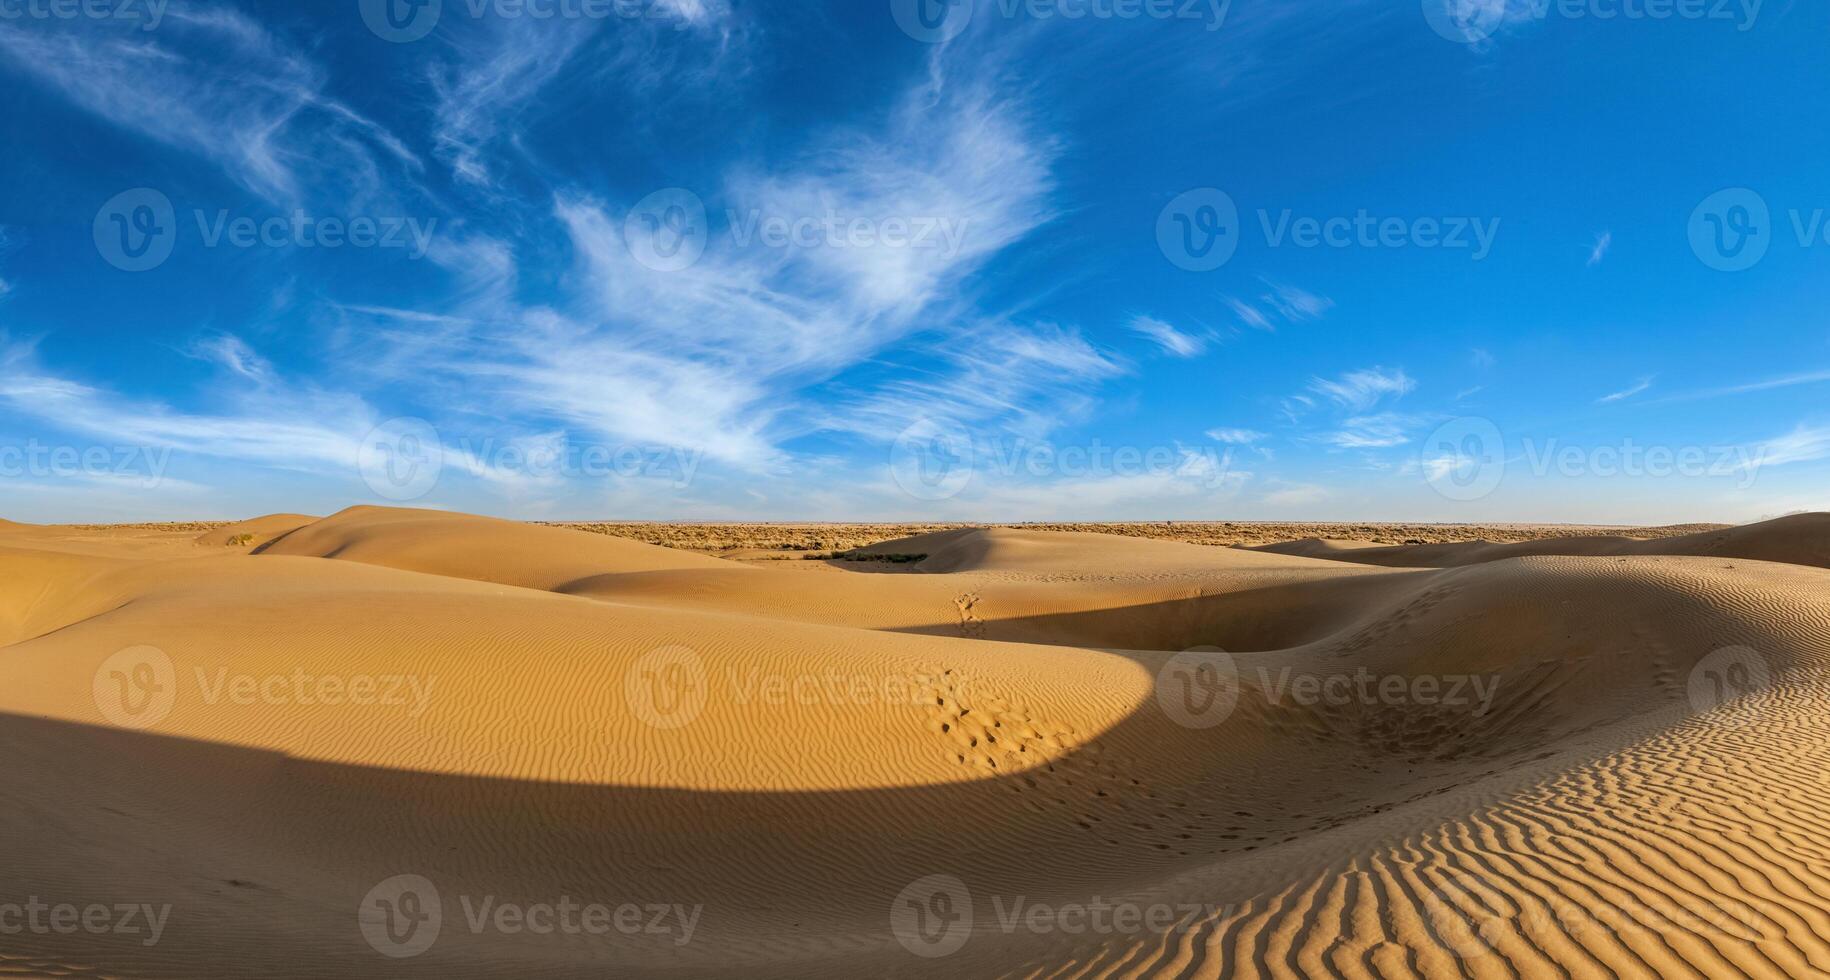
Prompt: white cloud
<box><xmin>1225</xmin><ymin>280</ymin><xmax>1332</xmax><ymax>332</ymax></box>
<box><xmin>1598</xmin><ymin>377</ymin><xmax>1653</xmax><ymax>403</ymax></box>
<box><xmin>1206</xmin><ymin>428</ymin><xmax>1267</xmax><ymax>444</ymax></box>
<box><xmin>1128</xmin><ymin>315</ymin><xmax>1205</xmax><ymax>358</ymax></box>
<box><xmin>1308</xmin><ymin>366</ymin><xmax>1415</xmax><ymax>412</ymax></box>
<box><xmin>0</xmin><ymin>337</ymin><xmax>374</xmax><ymax>474</ymax></box>
<box><xmin>1587</xmin><ymin>230</ymin><xmax>1611</xmax><ymax>268</ymax></box>
<box><xmin>1658</xmin><ymin>368</ymin><xmax>1830</xmax><ymax>404</ymax></box>
<box><xmin>1226</xmin><ymin>296</ymin><xmax>1275</xmax><ymax>331</ymax></box>
<box><xmin>1748</xmin><ymin>424</ymin><xmax>1830</xmax><ymax>470</ymax></box>
<box><xmin>1319</xmin><ymin>413</ymin><xmax>1418</xmax><ymax>449</ymax></box>
<box><xmin>187</xmin><ymin>335</ymin><xmax>275</xmax><ymax>386</ymax></box>
<box><xmin>352</xmin><ymin>45</ymin><xmax>1083</xmax><ymax>474</ymax></box>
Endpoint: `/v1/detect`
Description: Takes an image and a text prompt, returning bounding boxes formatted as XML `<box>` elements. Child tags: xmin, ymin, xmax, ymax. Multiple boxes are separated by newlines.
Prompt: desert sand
<box><xmin>4</xmin><ymin>506</ymin><xmax>1829</xmax><ymax>977</ymax></box>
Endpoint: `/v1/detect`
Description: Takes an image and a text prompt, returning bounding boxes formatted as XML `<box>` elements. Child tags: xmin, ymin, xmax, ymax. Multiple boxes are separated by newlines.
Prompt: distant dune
<box><xmin>1250</xmin><ymin>512</ymin><xmax>1830</xmax><ymax>570</ymax></box>
<box><xmin>3</xmin><ymin>509</ymin><xmax>1829</xmax><ymax>977</ymax></box>
<box><xmin>192</xmin><ymin>512</ymin><xmax>318</xmax><ymax>548</ymax></box>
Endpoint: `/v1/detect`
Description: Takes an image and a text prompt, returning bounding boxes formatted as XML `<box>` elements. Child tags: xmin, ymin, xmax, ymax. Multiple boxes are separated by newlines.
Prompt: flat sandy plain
<box><xmin>4</xmin><ymin>508</ymin><xmax>1829</xmax><ymax>977</ymax></box>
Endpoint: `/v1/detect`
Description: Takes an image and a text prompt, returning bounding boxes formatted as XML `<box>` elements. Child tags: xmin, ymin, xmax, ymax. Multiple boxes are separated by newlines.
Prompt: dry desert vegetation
<box><xmin>4</xmin><ymin>507</ymin><xmax>1830</xmax><ymax>977</ymax></box>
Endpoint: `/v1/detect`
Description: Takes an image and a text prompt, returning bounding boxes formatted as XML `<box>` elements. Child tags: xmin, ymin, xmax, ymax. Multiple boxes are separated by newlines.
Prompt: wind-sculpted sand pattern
<box><xmin>2</xmin><ymin>507</ymin><xmax>1827</xmax><ymax>978</ymax></box>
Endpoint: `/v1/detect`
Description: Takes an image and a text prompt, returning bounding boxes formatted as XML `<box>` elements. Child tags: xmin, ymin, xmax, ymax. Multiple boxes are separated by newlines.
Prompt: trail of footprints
<box><xmin>917</xmin><ymin>668</ymin><xmax>1301</xmax><ymax>859</ymax></box>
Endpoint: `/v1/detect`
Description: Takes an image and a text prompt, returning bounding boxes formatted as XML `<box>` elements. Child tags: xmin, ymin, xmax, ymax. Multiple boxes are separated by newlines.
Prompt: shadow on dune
<box><xmin>2</xmin><ymin>689</ymin><xmax>1347</xmax><ymax>979</ymax></box>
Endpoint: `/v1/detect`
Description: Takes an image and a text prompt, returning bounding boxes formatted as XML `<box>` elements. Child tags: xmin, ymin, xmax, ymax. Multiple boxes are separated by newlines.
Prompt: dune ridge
<box><xmin>2</xmin><ymin>508</ymin><xmax>1828</xmax><ymax>977</ymax></box>
<box><xmin>1251</xmin><ymin>512</ymin><xmax>1830</xmax><ymax>570</ymax></box>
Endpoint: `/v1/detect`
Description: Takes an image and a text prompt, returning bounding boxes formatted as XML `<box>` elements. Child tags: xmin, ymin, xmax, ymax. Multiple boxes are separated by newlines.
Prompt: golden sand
<box><xmin>3</xmin><ymin>507</ymin><xmax>1827</xmax><ymax>977</ymax></box>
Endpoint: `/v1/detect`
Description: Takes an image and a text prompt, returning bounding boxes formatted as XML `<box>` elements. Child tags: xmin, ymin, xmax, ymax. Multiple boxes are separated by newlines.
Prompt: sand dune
<box><xmin>3</xmin><ymin>508</ymin><xmax>1829</xmax><ymax>977</ymax></box>
<box><xmin>192</xmin><ymin>513</ymin><xmax>319</xmax><ymax>548</ymax></box>
<box><xmin>1251</xmin><ymin>512</ymin><xmax>1830</xmax><ymax>570</ymax></box>
<box><xmin>261</xmin><ymin>505</ymin><xmax>742</xmax><ymax>589</ymax></box>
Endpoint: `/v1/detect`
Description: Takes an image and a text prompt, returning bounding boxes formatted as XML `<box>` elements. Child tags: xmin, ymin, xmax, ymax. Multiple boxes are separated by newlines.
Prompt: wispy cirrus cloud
<box><xmin>0</xmin><ymin>5</ymin><xmax>418</xmax><ymax>204</ymax></box>
<box><xmin>1225</xmin><ymin>279</ymin><xmax>1333</xmax><ymax>332</ymax></box>
<box><xmin>1318</xmin><ymin>412</ymin><xmax>1420</xmax><ymax>449</ymax></box>
<box><xmin>1587</xmin><ymin>230</ymin><xmax>1612</xmax><ymax>267</ymax></box>
<box><xmin>1652</xmin><ymin>368</ymin><xmax>1830</xmax><ymax>405</ymax></box>
<box><xmin>1127</xmin><ymin>315</ymin><xmax>1206</xmax><ymax>358</ymax></box>
<box><xmin>0</xmin><ymin>335</ymin><xmax>374</xmax><ymax>472</ymax></box>
<box><xmin>1598</xmin><ymin>376</ymin><xmax>1654</xmax><ymax>403</ymax></box>
<box><xmin>1308</xmin><ymin>366</ymin><xmax>1415</xmax><ymax>412</ymax></box>
<box><xmin>1206</xmin><ymin>427</ymin><xmax>1267</xmax><ymax>444</ymax></box>
<box><xmin>1747</xmin><ymin>423</ymin><xmax>1830</xmax><ymax>470</ymax></box>
<box><xmin>347</xmin><ymin>38</ymin><xmax>1084</xmax><ymax>475</ymax></box>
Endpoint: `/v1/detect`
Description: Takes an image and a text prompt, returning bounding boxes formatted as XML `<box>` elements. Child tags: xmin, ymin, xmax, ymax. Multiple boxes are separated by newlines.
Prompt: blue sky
<box><xmin>0</xmin><ymin>0</ymin><xmax>1825</xmax><ymax>523</ymax></box>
